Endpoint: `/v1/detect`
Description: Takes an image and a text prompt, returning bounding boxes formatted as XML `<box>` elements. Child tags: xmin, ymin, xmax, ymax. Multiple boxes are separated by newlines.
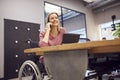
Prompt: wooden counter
<box><xmin>24</xmin><ymin>38</ymin><xmax>120</xmax><ymax>55</ymax></box>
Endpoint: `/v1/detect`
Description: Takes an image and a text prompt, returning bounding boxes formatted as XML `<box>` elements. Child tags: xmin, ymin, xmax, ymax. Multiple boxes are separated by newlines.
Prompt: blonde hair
<box><xmin>46</xmin><ymin>12</ymin><xmax>60</xmax><ymax>32</ymax></box>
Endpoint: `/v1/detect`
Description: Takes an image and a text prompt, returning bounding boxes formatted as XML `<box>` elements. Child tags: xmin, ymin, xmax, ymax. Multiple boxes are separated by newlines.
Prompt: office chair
<box><xmin>81</xmin><ymin>38</ymin><xmax>120</xmax><ymax>80</ymax></box>
<box><xmin>86</xmin><ymin>53</ymin><xmax>120</xmax><ymax>80</ymax></box>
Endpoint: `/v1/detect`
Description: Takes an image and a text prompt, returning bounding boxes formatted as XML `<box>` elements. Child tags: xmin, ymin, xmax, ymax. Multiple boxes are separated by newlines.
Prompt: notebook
<box><xmin>62</xmin><ymin>33</ymin><xmax>80</xmax><ymax>44</ymax></box>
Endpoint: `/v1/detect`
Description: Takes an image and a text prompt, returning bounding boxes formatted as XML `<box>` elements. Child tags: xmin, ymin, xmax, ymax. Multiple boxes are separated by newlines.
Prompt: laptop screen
<box><xmin>62</xmin><ymin>33</ymin><xmax>80</xmax><ymax>44</ymax></box>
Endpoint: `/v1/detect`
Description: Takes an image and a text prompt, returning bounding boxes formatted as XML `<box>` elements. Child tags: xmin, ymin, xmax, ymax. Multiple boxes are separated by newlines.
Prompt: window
<box><xmin>99</xmin><ymin>20</ymin><xmax>120</xmax><ymax>40</ymax></box>
<box><xmin>45</xmin><ymin>2</ymin><xmax>87</xmax><ymax>39</ymax></box>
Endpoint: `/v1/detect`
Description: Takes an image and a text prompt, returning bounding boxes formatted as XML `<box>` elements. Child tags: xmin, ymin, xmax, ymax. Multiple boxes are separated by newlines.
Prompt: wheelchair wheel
<box><xmin>18</xmin><ymin>60</ymin><xmax>43</xmax><ymax>80</ymax></box>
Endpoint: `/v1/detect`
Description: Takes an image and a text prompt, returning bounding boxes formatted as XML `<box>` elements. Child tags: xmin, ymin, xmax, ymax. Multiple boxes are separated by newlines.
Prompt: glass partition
<box><xmin>45</xmin><ymin>2</ymin><xmax>87</xmax><ymax>39</ymax></box>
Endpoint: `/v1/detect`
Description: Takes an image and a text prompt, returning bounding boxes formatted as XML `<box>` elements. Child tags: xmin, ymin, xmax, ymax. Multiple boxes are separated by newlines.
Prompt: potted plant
<box><xmin>112</xmin><ymin>23</ymin><xmax>120</xmax><ymax>38</ymax></box>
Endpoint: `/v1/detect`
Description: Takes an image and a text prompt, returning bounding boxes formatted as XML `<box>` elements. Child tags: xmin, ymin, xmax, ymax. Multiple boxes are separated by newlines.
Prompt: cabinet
<box><xmin>4</xmin><ymin>19</ymin><xmax>40</xmax><ymax>79</ymax></box>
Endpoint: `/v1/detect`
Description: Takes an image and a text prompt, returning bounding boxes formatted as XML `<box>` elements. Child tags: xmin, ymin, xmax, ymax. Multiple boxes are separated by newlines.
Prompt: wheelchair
<box><xmin>18</xmin><ymin>40</ymin><xmax>52</xmax><ymax>80</ymax></box>
<box><xmin>18</xmin><ymin>59</ymin><xmax>54</xmax><ymax>80</ymax></box>
<box><xmin>18</xmin><ymin>60</ymin><xmax>42</xmax><ymax>80</ymax></box>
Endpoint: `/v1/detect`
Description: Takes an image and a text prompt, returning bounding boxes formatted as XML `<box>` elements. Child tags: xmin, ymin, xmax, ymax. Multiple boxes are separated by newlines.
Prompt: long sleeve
<box><xmin>38</xmin><ymin>27</ymin><xmax>66</xmax><ymax>47</ymax></box>
<box><xmin>38</xmin><ymin>31</ymin><xmax>49</xmax><ymax>47</ymax></box>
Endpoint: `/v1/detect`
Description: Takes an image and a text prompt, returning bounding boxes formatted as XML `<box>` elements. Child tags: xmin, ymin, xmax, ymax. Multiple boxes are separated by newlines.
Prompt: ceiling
<box><xmin>82</xmin><ymin>0</ymin><xmax>120</xmax><ymax>13</ymax></box>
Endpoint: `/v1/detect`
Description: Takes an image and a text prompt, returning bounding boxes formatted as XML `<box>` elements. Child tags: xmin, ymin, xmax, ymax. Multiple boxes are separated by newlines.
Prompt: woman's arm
<box><xmin>42</xmin><ymin>23</ymin><xmax>51</xmax><ymax>43</ymax></box>
<box><xmin>42</xmin><ymin>29</ymin><xmax>50</xmax><ymax>43</ymax></box>
<box><xmin>38</xmin><ymin>23</ymin><xmax>52</xmax><ymax>47</ymax></box>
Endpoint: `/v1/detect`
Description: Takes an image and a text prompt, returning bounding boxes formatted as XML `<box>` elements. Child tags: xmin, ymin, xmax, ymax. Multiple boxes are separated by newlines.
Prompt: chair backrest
<box><xmin>44</xmin><ymin>49</ymin><xmax>88</xmax><ymax>80</ymax></box>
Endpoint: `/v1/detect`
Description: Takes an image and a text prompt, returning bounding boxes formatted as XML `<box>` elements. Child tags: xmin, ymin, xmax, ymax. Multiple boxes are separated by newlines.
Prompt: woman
<box><xmin>37</xmin><ymin>12</ymin><xmax>66</xmax><ymax>79</ymax></box>
<box><xmin>39</xmin><ymin>12</ymin><xmax>66</xmax><ymax>47</ymax></box>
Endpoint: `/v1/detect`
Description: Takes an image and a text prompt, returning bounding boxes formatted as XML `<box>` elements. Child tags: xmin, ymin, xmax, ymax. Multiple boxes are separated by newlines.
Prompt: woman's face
<box><xmin>49</xmin><ymin>13</ymin><xmax>59</xmax><ymax>27</ymax></box>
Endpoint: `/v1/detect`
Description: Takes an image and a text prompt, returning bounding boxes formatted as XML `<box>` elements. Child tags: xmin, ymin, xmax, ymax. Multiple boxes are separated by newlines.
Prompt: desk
<box><xmin>24</xmin><ymin>38</ymin><xmax>120</xmax><ymax>55</ymax></box>
<box><xmin>24</xmin><ymin>38</ymin><xmax>120</xmax><ymax>80</ymax></box>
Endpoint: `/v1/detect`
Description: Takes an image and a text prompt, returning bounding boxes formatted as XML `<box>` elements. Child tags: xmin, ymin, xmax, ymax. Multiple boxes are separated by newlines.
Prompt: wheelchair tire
<box><xmin>18</xmin><ymin>60</ymin><xmax>43</xmax><ymax>80</ymax></box>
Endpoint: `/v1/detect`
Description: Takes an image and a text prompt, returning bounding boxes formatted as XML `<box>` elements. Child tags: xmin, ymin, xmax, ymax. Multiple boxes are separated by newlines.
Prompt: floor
<box><xmin>9</xmin><ymin>76</ymin><xmax>120</xmax><ymax>80</ymax></box>
<box><xmin>9</xmin><ymin>76</ymin><xmax>49</xmax><ymax>80</ymax></box>
<box><xmin>8</xmin><ymin>71</ymin><xmax>120</xmax><ymax>80</ymax></box>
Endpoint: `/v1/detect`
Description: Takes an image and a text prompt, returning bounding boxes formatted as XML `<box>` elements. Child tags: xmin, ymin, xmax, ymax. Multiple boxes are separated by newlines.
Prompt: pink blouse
<box><xmin>38</xmin><ymin>27</ymin><xmax>65</xmax><ymax>47</ymax></box>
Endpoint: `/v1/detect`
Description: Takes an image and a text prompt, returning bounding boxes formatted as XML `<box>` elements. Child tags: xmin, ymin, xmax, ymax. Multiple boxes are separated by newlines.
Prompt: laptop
<box><xmin>62</xmin><ymin>33</ymin><xmax>80</xmax><ymax>44</ymax></box>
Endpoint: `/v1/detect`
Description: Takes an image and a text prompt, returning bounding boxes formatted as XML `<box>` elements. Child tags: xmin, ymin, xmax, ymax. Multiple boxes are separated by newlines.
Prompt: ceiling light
<box><xmin>45</xmin><ymin>3</ymin><xmax>61</xmax><ymax>15</ymax></box>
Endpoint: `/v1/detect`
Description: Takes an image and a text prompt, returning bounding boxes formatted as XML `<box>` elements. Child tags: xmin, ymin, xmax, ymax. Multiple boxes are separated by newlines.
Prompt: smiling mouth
<box><xmin>53</xmin><ymin>22</ymin><xmax>58</xmax><ymax>24</ymax></box>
